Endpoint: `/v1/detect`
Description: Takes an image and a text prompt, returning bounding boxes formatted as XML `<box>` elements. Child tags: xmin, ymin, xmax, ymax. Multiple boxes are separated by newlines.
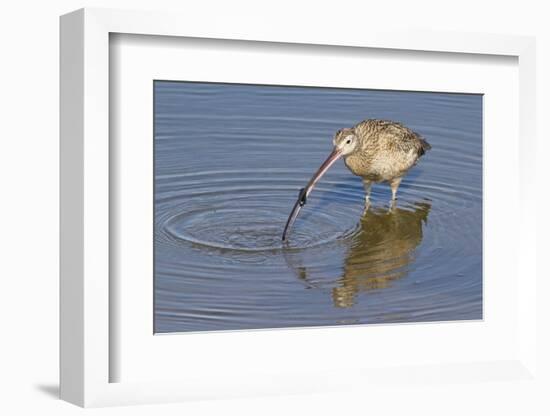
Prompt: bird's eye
<box><xmin>346</xmin><ymin>139</ymin><xmax>351</xmax><ymax>144</ymax></box>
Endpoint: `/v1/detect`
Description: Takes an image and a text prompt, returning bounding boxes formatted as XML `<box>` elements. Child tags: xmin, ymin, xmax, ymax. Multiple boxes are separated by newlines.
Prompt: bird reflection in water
<box><xmin>286</xmin><ymin>202</ymin><xmax>431</xmax><ymax>309</ymax></box>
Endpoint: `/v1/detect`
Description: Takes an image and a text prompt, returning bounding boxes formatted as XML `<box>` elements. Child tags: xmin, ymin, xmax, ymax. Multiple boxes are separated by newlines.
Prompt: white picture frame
<box><xmin>60</xmin><ymin>7</ymin><xmax>537</xmax><ymax>408</ymax></box>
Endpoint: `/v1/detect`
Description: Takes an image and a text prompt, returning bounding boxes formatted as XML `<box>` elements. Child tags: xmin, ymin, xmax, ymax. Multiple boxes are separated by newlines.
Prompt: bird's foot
<box><xmin>362</xmin><ymin>200</ymin><xmax>371</xmax><ymax>215</ymax></box>
<box><xmin>363</xmin><ymin>197</ymin><xmax>371</xmax><ymax>212</ymax></box>
<box><xmin>388</xmin><ymin>198</ymin><xmax>397</xmax><ymax>213</ymax></box>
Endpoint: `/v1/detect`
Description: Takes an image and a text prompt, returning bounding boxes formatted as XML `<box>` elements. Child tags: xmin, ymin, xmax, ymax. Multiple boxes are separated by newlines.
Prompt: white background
<box><xmin>1</xmin><ymin>1</ymin><xmax>548</xmax><ymax>415</ymax></box>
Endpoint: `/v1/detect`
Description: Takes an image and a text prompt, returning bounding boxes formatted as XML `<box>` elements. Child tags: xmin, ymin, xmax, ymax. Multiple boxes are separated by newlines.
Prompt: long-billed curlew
<box><xmin>282</xmin><ymin>119</ymin><xmax>431</xmax><ymax>241</ymax></box>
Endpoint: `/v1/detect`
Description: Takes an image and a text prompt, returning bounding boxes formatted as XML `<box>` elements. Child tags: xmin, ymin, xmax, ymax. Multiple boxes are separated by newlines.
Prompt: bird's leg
<box><xmin>362</xmin><ymin>180</ymin><xmax>372</xmax><ymax>211</ymax></box>
<box><xmin>389</xmin><ymin>177</ymin><xmax>402</xmax><ymax>201</ymax></box>
<box><xmin>389</xmin><ymin>177</ymin><xmax>402</xmax><ymax>211</ymax></box>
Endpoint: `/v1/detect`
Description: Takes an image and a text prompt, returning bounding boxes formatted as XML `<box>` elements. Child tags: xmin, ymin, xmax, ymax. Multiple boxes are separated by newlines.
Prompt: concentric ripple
<box><xmin>156</xmin><ymin>171</ymin><xmax>365</xmax><ymax>253</ymax></box>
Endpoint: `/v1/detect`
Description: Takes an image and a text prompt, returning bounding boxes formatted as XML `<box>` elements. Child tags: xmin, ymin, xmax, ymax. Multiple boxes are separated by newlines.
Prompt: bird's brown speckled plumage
<box><xmin>334</xmin><ymin>119</ymin><xmax>431</xmax><ymax>183</ymax></box>
<box><xmin>282</xmin><ymin>118</ymin><xmax>431</xmax><ymax>241</ymax></box>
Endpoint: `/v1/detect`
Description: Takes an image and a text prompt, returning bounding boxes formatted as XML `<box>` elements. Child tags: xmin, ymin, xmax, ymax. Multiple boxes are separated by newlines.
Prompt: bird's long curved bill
<box><xmin>282</xmin><ymin>147</ymin><xmax>342</xmax><ymax>241</ymax></box>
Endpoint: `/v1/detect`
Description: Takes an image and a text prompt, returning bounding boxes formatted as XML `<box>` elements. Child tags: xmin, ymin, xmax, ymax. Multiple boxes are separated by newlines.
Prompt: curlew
<box><xmin>282</xmin><ymin>119</ymin><xmax>431</xmax><ymax>241</ymax></box>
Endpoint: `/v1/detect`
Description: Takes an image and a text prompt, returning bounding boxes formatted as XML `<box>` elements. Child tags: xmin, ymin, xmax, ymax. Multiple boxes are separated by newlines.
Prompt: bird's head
<box><xmin>333</xmin><ymin>128</ymin><xmax>358</xmax><ymax>156</ymax></box>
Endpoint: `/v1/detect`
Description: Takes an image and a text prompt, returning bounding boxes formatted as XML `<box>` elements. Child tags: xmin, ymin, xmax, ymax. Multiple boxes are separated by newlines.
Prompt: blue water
<box><xmin>154</xmin><ymin>81</ymin><xmax>482</xmax><ymax>333</ymax></box>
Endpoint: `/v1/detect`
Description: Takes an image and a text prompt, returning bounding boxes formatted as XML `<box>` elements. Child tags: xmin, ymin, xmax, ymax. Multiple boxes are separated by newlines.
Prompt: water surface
<box><xmin>154</xmin><ymin>81</ymin><xmax>482</xmax><ymax>333</ymax></box>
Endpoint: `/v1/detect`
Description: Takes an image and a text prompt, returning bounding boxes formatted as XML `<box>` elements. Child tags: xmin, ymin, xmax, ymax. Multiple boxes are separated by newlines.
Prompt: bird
<box><xmin>282</xmin><ymin>119</ymin><xmax>431</xmax><ymax>241</ymax></box>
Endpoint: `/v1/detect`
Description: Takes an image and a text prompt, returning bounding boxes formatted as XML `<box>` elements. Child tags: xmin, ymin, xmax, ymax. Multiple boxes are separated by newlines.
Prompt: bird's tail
<box><xmin>418</xmin><ymin>138</ymin><xmax>432</xmax><ymax>156</ymax></box>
